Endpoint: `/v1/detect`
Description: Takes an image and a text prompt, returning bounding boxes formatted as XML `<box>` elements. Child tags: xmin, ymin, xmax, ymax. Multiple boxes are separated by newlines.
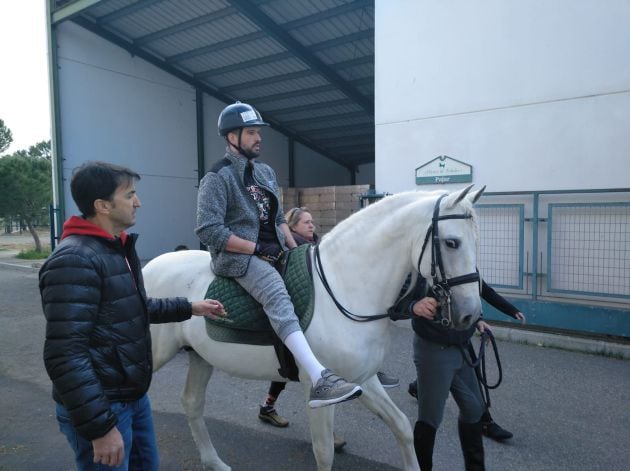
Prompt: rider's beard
<box><xmin>241</xmin><ymin>146</ymin><xmax>260</xmax><ymax>160</ymax></box>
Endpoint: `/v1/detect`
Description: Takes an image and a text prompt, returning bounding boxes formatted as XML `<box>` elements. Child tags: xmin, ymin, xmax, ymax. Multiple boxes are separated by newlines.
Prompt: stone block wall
<box><xmin>280</xmin><ymin>185</ymin><xmax>371</xmax><ymax>235</ymax></box>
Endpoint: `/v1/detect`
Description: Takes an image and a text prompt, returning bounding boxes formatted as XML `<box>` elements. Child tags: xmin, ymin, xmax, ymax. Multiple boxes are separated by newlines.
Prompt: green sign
<box><xmin>415</xmin><ymin>155</ymin><xmax>473</xmax><ymax>185</ymax></box>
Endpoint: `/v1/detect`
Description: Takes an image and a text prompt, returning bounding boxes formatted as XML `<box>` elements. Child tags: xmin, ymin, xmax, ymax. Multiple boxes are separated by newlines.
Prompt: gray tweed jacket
<box><xmin>196</xmin><ymin>149</ymin><xmax>287</xmax><ymax>277</ymax></box>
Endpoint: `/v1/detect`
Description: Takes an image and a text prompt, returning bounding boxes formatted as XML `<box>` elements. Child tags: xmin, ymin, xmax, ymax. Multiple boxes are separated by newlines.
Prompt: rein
<box><xmin>462</xmin><ymin>330</ymin><xmax>503</xmax><ymax>407</ymax></box>
<box><xmin>314</xmin><ymin>243</ymin><xmax>391</xmax><ymax>322</ymax></box>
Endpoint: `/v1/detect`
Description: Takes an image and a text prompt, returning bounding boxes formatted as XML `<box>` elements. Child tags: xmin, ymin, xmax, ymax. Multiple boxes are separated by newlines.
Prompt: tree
<box><xmin>0</xmin><ymin>145</ymin><xmax>52</xmax><ymax>252</ymax></box>
<box><xmin>27</xmin><ymin>140</ymin><xmax>52</xmax><ymax>160</ymax></box>
<box><xmin>0</xmin><ymin>119</ymin><xmax>13</xmax><ymax>154</ymax></box>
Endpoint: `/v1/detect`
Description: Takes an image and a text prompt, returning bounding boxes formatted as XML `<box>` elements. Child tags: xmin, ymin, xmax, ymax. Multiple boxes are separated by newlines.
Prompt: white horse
<box><xmin>143</xmin><ymin>185</ymin><xmax>485</xmax><ymax>470</ymax></box>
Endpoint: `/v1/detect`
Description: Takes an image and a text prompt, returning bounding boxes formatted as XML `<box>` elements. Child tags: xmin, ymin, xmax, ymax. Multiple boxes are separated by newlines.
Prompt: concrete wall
<box><xmin>55</xmin><ymin>22</ymin><xmax>362</xmax><ymax>259</ymax></box>
<box><xmin>375</xmin><ymin>0</ymin><xmax>630</xmax><ymax>194</ymax></box>
<box><xmin>355</xmin><ymin>163</ymin><xmax>375</xmax><ymax>186</ymax></box>
<box><xmin>57</xmin><ymin>22</ymin><xmax>199</xmax><ymax>259</ymax></box>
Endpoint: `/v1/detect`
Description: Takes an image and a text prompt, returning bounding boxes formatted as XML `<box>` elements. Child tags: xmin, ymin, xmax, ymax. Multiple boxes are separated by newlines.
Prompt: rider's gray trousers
<box><xmin>235</xmin><ymin>255</ymin><xmax>301</xmax><ymax>342</ymax></box>
<box><xmin>413</xmin><ymin>335</ymin><xmax>485</xmax><ymax>429</ymax></box>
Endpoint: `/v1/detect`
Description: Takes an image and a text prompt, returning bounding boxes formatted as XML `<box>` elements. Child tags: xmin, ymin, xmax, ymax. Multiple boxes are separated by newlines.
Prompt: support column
<box><xmin>288</xmin><ymin>138</ymin><xmax>295</xmax><ymax>187</ymax></box>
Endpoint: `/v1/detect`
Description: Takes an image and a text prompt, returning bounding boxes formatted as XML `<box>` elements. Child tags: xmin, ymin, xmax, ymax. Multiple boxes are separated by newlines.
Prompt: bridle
<box><xmin>417</xmin><ymin>193</ymin><xmax>480</xmax><ymax>327</ymax></box>
<box><xmin>313</xmin><ymin>193</ymin><xmax>479</xmax><ymax>325</ymax></box>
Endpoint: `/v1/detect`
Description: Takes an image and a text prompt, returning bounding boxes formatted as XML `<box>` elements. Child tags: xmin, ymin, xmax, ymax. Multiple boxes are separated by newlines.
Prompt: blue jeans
<box><xmin>56</xmin><ymin>394</ymin><xmax>159</xmax><ymax>471</ymax></box>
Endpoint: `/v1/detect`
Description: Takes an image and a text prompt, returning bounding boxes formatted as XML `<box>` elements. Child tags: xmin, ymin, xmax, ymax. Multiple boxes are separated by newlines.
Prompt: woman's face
<box><xmin>293</xmin><ymin>211</ymin><xmax>315</xmax><ymax>240</ymax></box>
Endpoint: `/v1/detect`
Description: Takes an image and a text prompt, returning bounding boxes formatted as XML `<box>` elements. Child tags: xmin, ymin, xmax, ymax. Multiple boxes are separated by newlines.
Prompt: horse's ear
<box><xmin>443</xmin><ymin>184</ymin><xmax>474</xmax><ymax>209</ymax></box>
<box><xmin>468</xmin><ymin>185</ymin><xmax>486</xmax><ymax>204</ymax></box>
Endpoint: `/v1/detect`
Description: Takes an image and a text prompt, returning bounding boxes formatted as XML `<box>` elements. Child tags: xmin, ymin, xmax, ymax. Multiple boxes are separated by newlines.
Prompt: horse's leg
<box><xmin>182</xmin><ymin>349</ymin><xmax>230</xmax><ymax>471</ymax></box>
<box><xmin>358</xmin><ymin>375</ymin><xmax>420</xmax><ymax>471</ymax></box>
<box><xmin>303</xmin><ymin>381</ymin><xmax>335</xmax><ymax>471</ymax></box>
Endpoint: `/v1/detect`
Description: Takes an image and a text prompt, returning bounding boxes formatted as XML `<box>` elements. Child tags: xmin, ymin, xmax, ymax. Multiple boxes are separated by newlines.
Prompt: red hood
<box><xmin>61</xmin><ymin>215</ymin><xmax>128</xmax><ymax>244</ymax></box>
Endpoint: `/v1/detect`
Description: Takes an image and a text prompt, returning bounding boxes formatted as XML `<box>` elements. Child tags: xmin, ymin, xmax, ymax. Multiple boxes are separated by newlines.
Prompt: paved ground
<box><xmin>1</xmin><ymin>235</ymin><xmax>629</xmax><ymax>470</ymax></box>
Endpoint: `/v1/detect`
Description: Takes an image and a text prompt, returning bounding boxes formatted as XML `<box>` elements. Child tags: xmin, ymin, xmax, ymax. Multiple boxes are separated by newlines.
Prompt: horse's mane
<box><xmin>321</xmin><ymin>190</ymin><xmax>445</xmax><ymax>245</ymax></box>
<box><xmin>319</xmin><ymin>189</ymin><xmax>481</xmax><ymax>274</ymax></box>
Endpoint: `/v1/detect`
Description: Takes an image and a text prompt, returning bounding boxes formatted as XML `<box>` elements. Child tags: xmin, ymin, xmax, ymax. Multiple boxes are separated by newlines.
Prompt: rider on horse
<box><xmin>195</xmin><ymin>102</ymin><xmax>362</xmax><ymax>408</ymax></box>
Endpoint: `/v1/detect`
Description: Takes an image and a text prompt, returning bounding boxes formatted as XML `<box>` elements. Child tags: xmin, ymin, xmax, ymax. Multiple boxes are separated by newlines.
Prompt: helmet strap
<box><xmin>228</xmin><ymin>128</ymin><xmax>257</xmax><ymax>160</ymax></box>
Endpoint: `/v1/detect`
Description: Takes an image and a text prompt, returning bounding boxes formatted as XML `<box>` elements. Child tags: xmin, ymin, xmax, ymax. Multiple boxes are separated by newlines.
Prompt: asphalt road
<box><xmin>0</xmin><ymin>262</ymin><xmax>629</xmax><ymax>470</ymax></box>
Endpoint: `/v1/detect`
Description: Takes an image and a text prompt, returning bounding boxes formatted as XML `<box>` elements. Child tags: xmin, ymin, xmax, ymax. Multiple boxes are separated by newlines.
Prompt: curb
<box><xmin>489</xmin><ymin>325</ymin><xmax>630</xmax><ymax>360</ymax></box>
<box><xmin>0</xmin><ymin>260</ymin><xmax>42</xmax><ymax>270</ymax></box>
<box><xmin>395</xmin><ymin>319</ymin><xmax>630</xmax><ymax>360</ymax></box>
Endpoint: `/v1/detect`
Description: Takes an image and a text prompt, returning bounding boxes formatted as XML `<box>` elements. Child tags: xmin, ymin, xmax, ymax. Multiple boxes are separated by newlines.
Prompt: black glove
<box><xmin>254</xmin><ymin>241</ymin><xmax>282</xmax><ymax>262</ymax></box>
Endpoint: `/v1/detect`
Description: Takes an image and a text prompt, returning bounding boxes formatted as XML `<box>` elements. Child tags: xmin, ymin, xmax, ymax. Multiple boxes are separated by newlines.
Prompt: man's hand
<box><xmin>412</xmin><ymin>297</ymin><xmax>439</xmax><ymax>320</ymax></box>
<box><xmin>254</xmin><ymin>241</ymin><xmax>282</xmax><ymax>262</ymax></box>
<box><xmin>477</xmin><ymin>320</ymin><xmax>491</xmax><ymax>334</ymax></box>
<box><xmin>515</xmin><ymin>311</ymin><xmax>526</xmax><ymax>324</ymax></box>
<box><xmin>192</xmin><ymin>299</ymin><xmax>226</xmax><ymax>320</ymax></box>
<box><xmin>92</xmin><ymin>426</ymin><xmax>124</xmax><ymax>468</ymax></box>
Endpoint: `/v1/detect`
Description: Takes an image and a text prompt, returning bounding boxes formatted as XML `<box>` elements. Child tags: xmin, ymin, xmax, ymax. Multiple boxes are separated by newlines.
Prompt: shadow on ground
<box><xmin>0</xmin><ymin>375</ymin><xmax>397</xmax><ymax>471</ymax></box>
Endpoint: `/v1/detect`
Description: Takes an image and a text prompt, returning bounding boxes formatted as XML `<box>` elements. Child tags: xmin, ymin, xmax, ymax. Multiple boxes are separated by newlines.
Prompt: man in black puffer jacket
<box><xmin>40</xmin><ymin>161</ymin><xmax>226</xmax><ymax>471</ymax></box>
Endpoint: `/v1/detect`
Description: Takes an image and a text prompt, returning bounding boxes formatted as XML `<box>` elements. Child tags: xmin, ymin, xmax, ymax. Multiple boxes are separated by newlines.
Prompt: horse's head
<box><xmin>416</xmin><ymin>185</ymin><xmax>485</xmax><ymax>331</ymax></box>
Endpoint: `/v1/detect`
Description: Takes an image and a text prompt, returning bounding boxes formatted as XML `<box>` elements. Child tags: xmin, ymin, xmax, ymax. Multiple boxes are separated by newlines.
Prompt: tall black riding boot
<box><xmin>458</xmin><ymin>420</ymin><xmax>485</xmax><ymax>471</ymax></box>
<box><xmin>414</xmin><ymin>421</ymin><xmax>436</xmax><ymax>471</ymax></box>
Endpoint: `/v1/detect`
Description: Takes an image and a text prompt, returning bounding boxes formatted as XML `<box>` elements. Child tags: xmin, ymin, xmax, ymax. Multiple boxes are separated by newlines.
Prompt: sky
<box><xmin>0</xmin><ymin>0</ymin><xmax>51</xmax><ymax>154</ymax></box>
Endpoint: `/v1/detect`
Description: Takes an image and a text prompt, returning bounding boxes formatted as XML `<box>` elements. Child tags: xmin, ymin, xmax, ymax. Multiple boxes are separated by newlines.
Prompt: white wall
<box><xmin>375</xmin><ymin>0</ymin><xmax>630</xmax><ymax>193</ymax></box>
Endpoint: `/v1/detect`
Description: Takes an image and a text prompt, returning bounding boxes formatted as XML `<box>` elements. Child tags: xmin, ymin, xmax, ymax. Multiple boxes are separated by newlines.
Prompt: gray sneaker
<box><xmin>309</xmin><ymin>369</ymin><xmax>362</xmax><ymax>408</ymax></box>
<box><xmin>377</xmin><ymin>371</ymin><xmax>400</xmax><ymax>389</ymax></box>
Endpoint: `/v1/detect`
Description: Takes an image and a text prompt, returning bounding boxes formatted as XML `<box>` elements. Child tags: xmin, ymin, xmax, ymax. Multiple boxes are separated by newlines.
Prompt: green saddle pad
<box><xmin>204</xmin><ymin>244</ymin><xmax>314</xmax><ymax>345</ymax></box>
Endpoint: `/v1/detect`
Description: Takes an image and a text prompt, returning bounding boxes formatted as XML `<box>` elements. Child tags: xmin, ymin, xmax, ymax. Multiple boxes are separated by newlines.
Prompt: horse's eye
<box><xmin>445</xmin><ymin>239</ymin><xmax>459</xmax><ymax>249</ymax></box>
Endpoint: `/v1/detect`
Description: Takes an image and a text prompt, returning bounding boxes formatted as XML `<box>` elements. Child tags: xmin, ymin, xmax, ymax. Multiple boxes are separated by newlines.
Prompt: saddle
<box><xmin>203</xmin><ymin>244</ymin><xmax>314</xmax><ymax>380</ymax></box>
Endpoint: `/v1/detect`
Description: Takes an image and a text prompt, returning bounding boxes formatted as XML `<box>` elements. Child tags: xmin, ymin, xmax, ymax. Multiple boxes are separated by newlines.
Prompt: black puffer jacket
<box><xmin>40</xmin><ymin>217</ymin><xmax>192</xmax><ymax>441</ymax></box>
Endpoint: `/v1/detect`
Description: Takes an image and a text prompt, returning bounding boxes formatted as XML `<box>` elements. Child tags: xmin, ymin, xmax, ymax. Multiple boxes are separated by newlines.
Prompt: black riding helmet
<box><xmin>217</xmin><ymin>101</ymin><xmax>269</xmax><ymax>136</ymax></box>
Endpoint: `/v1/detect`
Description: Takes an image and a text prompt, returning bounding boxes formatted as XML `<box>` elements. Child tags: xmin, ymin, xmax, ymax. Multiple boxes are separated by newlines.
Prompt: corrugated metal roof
<box><xmin>52</xmin><ymin>0</ymin><xmax>374</xmax><ymax>170</ymax></box>
<box><xmin>52</xmin><ymin>0</ymin><xmax>374</xmax><ymax>169</ymax></box>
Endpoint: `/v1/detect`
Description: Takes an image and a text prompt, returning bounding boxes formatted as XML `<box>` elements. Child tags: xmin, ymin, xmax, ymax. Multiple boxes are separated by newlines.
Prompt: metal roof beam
<box><xmin>267</xmin><ymin>98</ymin><xmax>355</xmax><ymax>115</ymax></box>
<box><xmin>344</xmin><ymin>155</ymin><xmax>375</xmax><ymax>166</ymax></box>
<box><xmin>218</xmin><ymin>69</ymin><xmax>314</xmax><ymax>93</ymax></box>
<box><xmin>316</xmin><ymin>137</ymin><xmax>373</xmax><ymax>147</ymax></box>
<box><xmin>167</xmin><ymin>14</ymin><xmax>371</xmax><ymax>65</ymax></box>
<box><xmin>133</xmin><ymin>0</ymin><xmax>271</xmax><ymax>46</ymax></box>
<box><xmin>228</xmin><ymin>0</ymin><xmax>373</xmax><ymax>113</ymax></box>
<box><xmin>330</xmin><ymin>54</ymin><xmax>374</xmax><ymax>71</ymax></box>
<box><xmin>277</xmin><ymin>0</ymin><xmax>373</xmax><ymax>30</ymax></box>
<box><xmin>70</xmin><ymin>16</ymin><xmax>353</xmax><ymax>171</ymax></box>
<box><xmin>217</xmin><ymin>55</ymin><xmax>372</xmax><ymax>93</ymax></box>
<box><xmin>297</xmin><ymin>118</ymin><xmax>373</xmax><ymax>133</ymax></box>
<box><xmin>134</xmin><ymin>7</ymin><xmax>238</xmax><ymax>46</ymax></box>
<box><xmin>326</xmin><ymin>143</ymin><xmax>374</xmax><ymax>155</ymax></box>
<box><xmin>167</xmin><ymin>31</ymin><xmax>267</xmax><ymax>64</ymax></box>
<box><xmin>196</xmin><ymin>51</ymin><xmax>294</xmax><ymax>79</ymax></box>
<box><xmin>252</xmin><ymin>77</ymin><xmax>372</xmax><ymax>104</ymax></box>
<box><xmin>194</xmin><ymin>30</ymin><xmax>372</xmax><ymax>79</ymax></box>
<box><xmin>140</xmin><ymin>0</ymin><xmax>370</xmax><ymax>50</ymax></box>
<box><xmin>286</xmin><ymin>111</ymin><xmax>369</xmax><ymax>128</ymax></box>
<box><xmin>98</xmin><ymin>0</ymin><xmax>163</xmax><ymax>24</ymax></box>
<box><xmin>306</xmin><ymin>126</ymin><xmax>373</xmax><ymax>138</ymax></box>
<box><xmin>51</xmin><ymin>0</ymin><xmax>105</xmax><ymax>25</ymax></box>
